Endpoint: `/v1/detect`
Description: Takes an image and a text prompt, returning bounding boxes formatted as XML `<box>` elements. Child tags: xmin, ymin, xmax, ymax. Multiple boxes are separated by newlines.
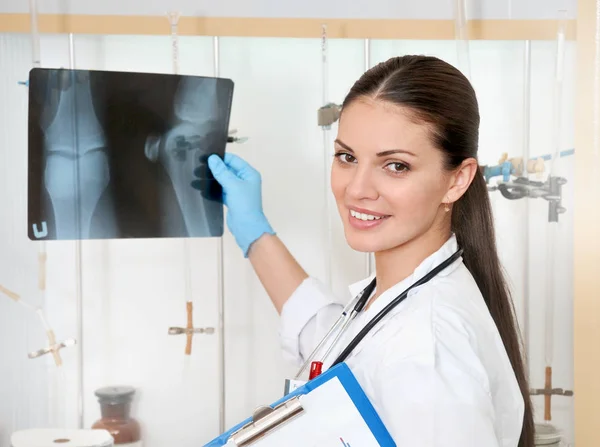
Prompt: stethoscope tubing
<box><xmin>294</xmin><ymin>274</ymin><xmax>378</xmax><ymax>379</ymax></box>
<box><xmin>294</xmin><ymin>248</ymin><xmax>463</xmax><ymax>379</ymax></box>
<box><xmin>330</xmin><ymin>248</ymin><xmax>464</xmax><ymax>367</ymax></box>
<box><xmin>293</xmin><ymin>296</ymin><xmax>357</xmax><ymax>379</ymax></box>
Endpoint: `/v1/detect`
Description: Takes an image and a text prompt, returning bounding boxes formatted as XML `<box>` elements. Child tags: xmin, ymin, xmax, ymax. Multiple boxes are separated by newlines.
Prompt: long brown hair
<box><xmin>341</xmin><ymin>55</ymin><xmax>534</xmax><ymax>447</ymax></box>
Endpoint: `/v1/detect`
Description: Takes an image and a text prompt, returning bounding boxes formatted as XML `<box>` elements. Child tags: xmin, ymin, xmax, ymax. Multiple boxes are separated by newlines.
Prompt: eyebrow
<box><xmin>334</xmin><ymin>139</ymin><xmax>417</xmax><ymax>157</ymax></box>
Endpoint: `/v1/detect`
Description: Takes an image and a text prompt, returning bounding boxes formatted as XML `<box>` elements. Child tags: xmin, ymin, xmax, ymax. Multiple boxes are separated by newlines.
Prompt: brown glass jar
<box><xmin>92</xmin><ymin>386</ymin><xmax>142</xmax><ymax>446</ymax></box>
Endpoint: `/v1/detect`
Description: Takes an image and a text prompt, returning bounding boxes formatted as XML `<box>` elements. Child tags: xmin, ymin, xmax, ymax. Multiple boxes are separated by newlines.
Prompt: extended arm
<box><xmin>204</xmin><ymin>153</ymin><xmax>310</xmax><ymax>313</ymax></box>
<box><xmin>203</xmin><ymin>153</ymin><xmax>345</xmax><ymax>364</ymax></box>
<box><xmin>247</xmin><ymin>233</ymin><xmax>308</xmax><ymax>313</ymax></box>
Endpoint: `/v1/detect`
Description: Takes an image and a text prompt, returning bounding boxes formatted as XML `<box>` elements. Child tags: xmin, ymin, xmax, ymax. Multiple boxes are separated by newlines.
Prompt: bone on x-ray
<box><xmin>27</xmin><ymin>68</ymin><xmax>234</xmax><ymax>241</ymax></box>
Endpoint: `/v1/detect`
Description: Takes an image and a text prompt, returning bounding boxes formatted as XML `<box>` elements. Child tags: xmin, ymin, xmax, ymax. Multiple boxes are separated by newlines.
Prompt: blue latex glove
<box><xmin>202</xmin><ymin>153</ymin><xmax>275</xmax><ymax>257</ymax></box>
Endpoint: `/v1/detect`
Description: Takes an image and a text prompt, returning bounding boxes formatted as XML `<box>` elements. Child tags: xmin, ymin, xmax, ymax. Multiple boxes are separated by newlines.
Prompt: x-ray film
<box><xmin>27</xmin><ymin>68</ymin><xmax>234</xmax><ymax>241</ymax></box>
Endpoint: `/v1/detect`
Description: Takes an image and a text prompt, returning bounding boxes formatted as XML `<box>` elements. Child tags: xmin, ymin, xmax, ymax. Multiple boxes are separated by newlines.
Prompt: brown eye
<box><xmin>334</xmin><ymin>152</ymin><xmax>356</xmax><ymax>164</ymax></box>
<box><xmin>385</xmin><ymin>162</ymin><xmax>409</xmax><ymax>173</ymax></box>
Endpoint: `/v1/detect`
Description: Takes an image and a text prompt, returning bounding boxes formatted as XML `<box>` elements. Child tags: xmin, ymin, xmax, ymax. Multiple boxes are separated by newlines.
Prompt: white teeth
<box><xmin>350</xmin><ymin>209</ymin><xmax>383</xmax><ymax>221</ymax></box>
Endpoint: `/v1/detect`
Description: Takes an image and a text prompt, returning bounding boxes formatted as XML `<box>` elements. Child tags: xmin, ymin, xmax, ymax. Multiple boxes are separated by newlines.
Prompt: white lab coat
<box><xmin>278</xmin><ymin>234</ymin><xmax>524</xmax><ymax>446</ymax></box>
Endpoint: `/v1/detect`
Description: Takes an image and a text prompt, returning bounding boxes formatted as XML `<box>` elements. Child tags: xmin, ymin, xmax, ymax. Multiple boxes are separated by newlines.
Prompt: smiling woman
<box><xmin>330</xmin><ymin>98</ymin><xmax>472</xmax><ymax>256</ymax></box>
<box><xmin>330</xmin><ymin>60</ymin><xmax>481</xmax><ymax>283</ymax></box>
<box><xmin>206</xmin><ymin>54</ymin><xmax>533</xmax><ymax>446</ymax></box>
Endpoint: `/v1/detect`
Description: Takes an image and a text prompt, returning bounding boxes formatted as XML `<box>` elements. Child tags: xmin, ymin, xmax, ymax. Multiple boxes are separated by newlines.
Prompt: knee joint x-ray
<box><xmin>27</xmin><ymin>68</ymin><xmax>234</xmax><ymax>240</ymax></box>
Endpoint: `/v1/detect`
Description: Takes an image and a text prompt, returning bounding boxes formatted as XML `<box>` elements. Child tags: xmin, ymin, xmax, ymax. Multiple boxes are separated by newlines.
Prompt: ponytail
<box><xmin>452</xmin><ymin>170</ymin><xmax>535</xmax><ymax>447</ymax></box>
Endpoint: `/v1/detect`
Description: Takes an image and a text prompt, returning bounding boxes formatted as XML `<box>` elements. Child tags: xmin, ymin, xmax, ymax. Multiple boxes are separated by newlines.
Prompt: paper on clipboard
<box><xmin>225</xmin><ymin>377</ymin><xmax>386</xmax><ymax>447</ymax></box>
<box><xmin>204</xmin><ymin>363</ymin><xmax>395</xmax><ymax>447</ymax></box>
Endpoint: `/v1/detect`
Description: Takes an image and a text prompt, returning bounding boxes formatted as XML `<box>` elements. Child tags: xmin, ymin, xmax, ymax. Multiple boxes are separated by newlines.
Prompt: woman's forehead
<box><xmin>337</xmin><ymin>99</ymin><xmax>438</xmax><ymax>158</ymax></box>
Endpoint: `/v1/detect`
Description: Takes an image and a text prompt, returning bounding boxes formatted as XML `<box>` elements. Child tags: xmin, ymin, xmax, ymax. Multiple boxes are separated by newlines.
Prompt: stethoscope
<box><xmin>294</xmin><ymin>247</ymin><xmax>464</xmax><ymax>380</ymax></box>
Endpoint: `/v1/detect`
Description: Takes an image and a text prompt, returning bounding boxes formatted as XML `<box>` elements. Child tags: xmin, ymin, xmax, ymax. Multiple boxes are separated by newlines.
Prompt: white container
<box><xmin>535</xmin><ymin>423</ymin><xmax>562</xmax><ymax>446</ymax></box>
<box><xmin>11</xmin><ymin>429</ymin><xmax>114</xmax><ymax>447</ymax></box>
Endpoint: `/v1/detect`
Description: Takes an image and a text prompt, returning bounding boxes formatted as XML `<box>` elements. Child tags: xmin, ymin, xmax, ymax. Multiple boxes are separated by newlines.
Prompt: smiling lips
<box><xmin>348</xmin><ymin>208</ymin><xmax>390</xmax><ymax>230</ymax></box>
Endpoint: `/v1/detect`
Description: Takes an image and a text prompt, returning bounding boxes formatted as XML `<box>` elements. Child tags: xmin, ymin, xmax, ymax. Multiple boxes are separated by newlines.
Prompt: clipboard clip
<box><xmin>227</xmin><ymin>396</ymin><xmax>304</xmax><ymax>446</ymax></box>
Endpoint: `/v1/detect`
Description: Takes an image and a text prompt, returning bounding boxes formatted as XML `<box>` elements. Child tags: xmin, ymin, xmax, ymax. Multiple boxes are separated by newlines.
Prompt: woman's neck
<box><xmin>367</xmin><ymin>230</ymin><xmax>451</xmax><ymax>309</ymax></box>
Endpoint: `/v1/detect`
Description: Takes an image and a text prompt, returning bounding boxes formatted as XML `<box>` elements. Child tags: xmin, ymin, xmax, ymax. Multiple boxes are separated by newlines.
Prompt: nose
<box><xmin>345</xmin><ymin>165</ymin><xmax>378</xmax><ymax>201</ymax></box>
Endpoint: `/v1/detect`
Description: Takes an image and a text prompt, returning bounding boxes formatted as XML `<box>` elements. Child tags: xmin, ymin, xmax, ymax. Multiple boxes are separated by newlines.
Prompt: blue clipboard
<box><xmin>203</xmin><ymin>362</ymin><xmax>396</xmax><ymax>446</ymax></box>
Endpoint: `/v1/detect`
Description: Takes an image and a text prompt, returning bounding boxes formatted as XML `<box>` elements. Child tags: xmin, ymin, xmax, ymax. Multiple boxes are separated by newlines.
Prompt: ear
<box><xmin>446</xmin><ymin>158</ymin><xmax>479</xmax><ymax>204</ymax></box>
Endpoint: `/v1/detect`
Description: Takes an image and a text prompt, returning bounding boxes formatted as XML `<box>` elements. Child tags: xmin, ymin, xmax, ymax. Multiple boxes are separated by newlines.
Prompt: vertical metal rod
<box><xmin>454</xmin><ymin>0</ymin><xmax>472</xmax><ymax>79</ymax></box>
<box><xmin>545</xmin><ymin>10</ymin><xmax>568</xmax><ymax>372</ymax></box>
<box><xmin>167</xmin><ymin>12</ymin><xmax>195</xmax><ymax>362</ymax></box>
<box><xmin>28</xmin><ymin>0</ymin><xmax>47</xmax><ymax>348</ymax></box>
<box><xmin>213</xmin><ymin>35</ymin><xmax>226</xmax><ymax>434</ymax></box>
<box><xmin>321</xmin><ymin>25</ymin><xmax>332</xmax><ymax>287</ymax></box>
<box><xmin>68</xmin><ymin>32</ymin><xmax>85</xmax><ymax>429</ymax></box>
<box><xmin>28</xmin><ymin>0</ymin><xmax>41</xmax><ymax>67</ymax></box>
<box><xmin>363</xmin><ymin>38</ymin><xmax>373</xmax><ymax>277</ymax></box>
<box><xmin>548</xmin><ymin>10</ymin><xmax>568</xmax><ymax>176</ymax></box>
<box><xmin>521</xmin><ymin>40</ymin><xmax>532</xmax><ymax>369</ymax></box>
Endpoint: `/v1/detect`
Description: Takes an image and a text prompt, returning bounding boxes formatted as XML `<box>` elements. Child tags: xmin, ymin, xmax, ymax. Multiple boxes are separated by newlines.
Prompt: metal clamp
<box><xmin>168</xmin><ymin>327</ymin><xmax>215</xmax><ymax>335</ymax></box>
<box><xmin>227</xmin><ymin>129</ymin><xmax>248</xmax><ymax>144</ymax></box>
<box><xmin>530</xmin><ymin>387</ymin><xmax>573</xmax><ymax>397</ymax></box>
<box><xmin>169</xmin><ymin>301</ymin><xmax>215</xmax><ymax>355</ymax></box>
<box><xmin>318</xmin><ymin>103</ymin><xmax>341</xmax><ymax>128</ymax></box>
<box><xmin>228</xmin><ymin>396</ymin><xmax>304</xmax><ymax>446</ymax></box>
<box><xmin>490</xmin><ymin>175</ymin><xmax>568</xmax><ymax>222</ymax></box>
<box><xmin>28</xmin><ymin>337</ymin><xmax>77</xmax><ymax>364</ymax></box>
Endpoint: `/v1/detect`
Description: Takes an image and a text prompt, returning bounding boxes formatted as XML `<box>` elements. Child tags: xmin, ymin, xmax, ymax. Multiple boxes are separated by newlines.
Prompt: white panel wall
<box><xmin>0</xmin><ymin>0</ymin><xmax>578</xmax><ymax>20</ymax></box>
<box><xmin>0</xmin><ymin>31</ymin><xmax>575</xmax><ymax>446</ymax></box>
<box><xmin>0</xmin><ymin>33</ymin><xmax>54</xmax><ymax>444</ymax></box>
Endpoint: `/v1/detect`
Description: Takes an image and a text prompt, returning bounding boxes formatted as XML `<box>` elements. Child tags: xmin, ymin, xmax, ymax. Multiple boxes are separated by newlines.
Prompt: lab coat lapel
<box><xmin>343</xmin><ymin>234</ymin><xmax>463</xmax><ymax>360</ymax></box>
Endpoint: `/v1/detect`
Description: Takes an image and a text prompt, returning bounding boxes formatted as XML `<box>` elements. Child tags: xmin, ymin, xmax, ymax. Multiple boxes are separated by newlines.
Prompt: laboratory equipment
<box><xmin>320</xmin><ymin>24</ymin><xmax>334</xmax><ymax>288</ymax></box>
<box><xmin>527</xmin><ymin>12</ymin><xmax>574</xmax><ymax>439</ymax></box>
<box><xmin>213</xmin><ymin>34</ymin><xmax>227</xmax><ymax>435</ymax></box>
<box><xmin>0</xmin><ymin>284</ymin><xmax>76</xmax><ymax>366</ymax></box>
<box><xmin>485</xmin><ymin>169</ymin><xmax>570</xmax><ymax>223</ymax></box>
<box><xmin>521</xmin><ymin>38</ymin><xmax>533</xmax><ymax>374</ymax></box>
<box><xmin>227</xmin><ymin>129</ymin><xmax>248</xmax><ymax>144</ymax></box>
<box><xmin>11</xmin><ymin>429</ymin><xmax>114</xmax><ymax>447</ymax></box>
<box><xmin>363</xmin><ymin>38</ymin><xmax>374</xmax><ymax>277</ymax></box>
<box><xmin>482</xmin><ymin>12</ymin><xmax>574</xmax><ymax>224</ymax></box>
<box><xmin>317</xmin><ymin>103</ymin><xmax>341</xmax><ymax>127</ymax></box>
<box><xmin>534</xmin><ymin>423</ymin><xmax>562</xmax><ymax>446</ymax></box>
<box><xmin>91</xmin><ymin>386</ymin><xmax>142</xmax><ymax>446</ymax></box>
<box><xmin>21</xmin><ymin>0</ymin><xmax>48</xmax><ymax>295</ymax></box>
<box><xmin>164</xmin><ymin>11</ymin><xmax>214</xmax><ymax>360</ymax></box>
<box><xmin>168</xmin><ymin>301</ymin><xmax>216</xmax><ymax>355</ymax></box>
<box><xmin>454</xmin><ymin>0</ymin><xmax>471</xmax><ymax>79</ymax></box>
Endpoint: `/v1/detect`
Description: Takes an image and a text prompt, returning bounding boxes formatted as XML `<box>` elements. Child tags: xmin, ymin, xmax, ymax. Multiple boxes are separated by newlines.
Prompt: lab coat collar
<box><xmin>347</xmin><ymin>233</ymin><xmax>461</xmax><ymax>300</ymax></box>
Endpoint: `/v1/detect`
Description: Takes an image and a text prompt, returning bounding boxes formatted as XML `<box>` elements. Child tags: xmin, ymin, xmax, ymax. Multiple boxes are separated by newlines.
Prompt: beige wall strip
<box><xmin>574</xmin><ymin>0</ymin><xmax>600</xmax><ymax>444</ymax></box>
<box><xmin>0</xmin><ymin>14</ymin><xmax>576</xmax><ymax>40</ymax></box>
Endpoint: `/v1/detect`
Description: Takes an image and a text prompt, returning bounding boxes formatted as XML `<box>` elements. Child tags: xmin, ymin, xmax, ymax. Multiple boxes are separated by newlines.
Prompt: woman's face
<box><xmin>331</xmin><ymin>98</ymin><xmax>467</xmax><ymax>254</ymax></box>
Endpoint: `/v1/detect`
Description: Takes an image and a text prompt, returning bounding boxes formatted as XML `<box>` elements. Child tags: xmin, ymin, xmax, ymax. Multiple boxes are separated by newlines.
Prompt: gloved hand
<box><xmin>201</xmin><ymin>153</ymin><xmax>275</xmax><ymax>257</ymax></box>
